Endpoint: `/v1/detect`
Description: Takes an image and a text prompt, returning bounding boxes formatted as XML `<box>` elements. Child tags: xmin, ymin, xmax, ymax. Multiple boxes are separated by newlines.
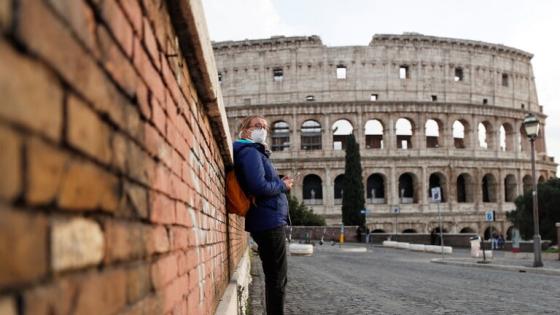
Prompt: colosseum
<box><xmin>212</xmin><ymin>33</ymin><xmax>557</xmax><ymax>238</ymax></box>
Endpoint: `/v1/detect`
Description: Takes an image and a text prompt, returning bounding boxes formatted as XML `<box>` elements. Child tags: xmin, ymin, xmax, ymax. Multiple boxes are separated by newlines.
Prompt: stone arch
<box><xmin>483</xmin><ymin>226</ymin><xmax>500</xmax><ymax>240</ymax></box>
<box><xmin>302</xmin><ymin>174</ymin><xmax>323</xmax><ymax>203</ymax></box>
<box><xmin>499</xmin><ymin>122</ymin><xmax>514</xmax><ymax>152</ymax></box>
<box><xmin>334</xmin><ymin>174</ymin><xmax>344</xmax><ymax>202</ymax></box>
<box><xmin>271</xmin><ymin>120</ymin><xmax>290</xmax><ymax>151</ymax></box>
<box><xmin>402</xmin><ymin>228</ymin><xmax>417</xmax><ymax>233</ymax></box>
<box><xmin>371</xmin><ymin>229</ymin><xmax>386</xmax><ymax>233</ymax></box>
<box><xmin>425</xmin><ymin>118</ymin><xmax>443</xmax><ymax>148</ymax></box>
<box><xmin>460</xmin><ymin>227</ymin><xmax>476</xmax><ymax>233</ymax></box>
<box><xmin>364</xmin><ymin>119</ymin><xmax>384</xmax><ymax>149</ymax></box>
<box><xmin>366</xmin><ymin>173</ymin><xmax>386</xmax><ymax>203</ymax></box>
<box><xmin>538</xmin><ymin>175</ymin><xmax>546</xmax><ymax>184</ymax></box>
<box><xmin>396</xmin><ymin>117</ymin><xmax>415</xmax><ymax>149</ymax></box>
<box><xmin>482</xmin><ymin>173</ymin><xmax>497</xmax><ymax>202</ymax></box>
<box><xmin>452</xmin><ymin>119</ymin><xmax>471</xmax><ymax>149</ymax></box>
<box><xmin>428</xmin><ymin>172</ymin><xmax>447</xmax><ymax>202</ymax></box>
<box><xmin>504</xmin><ymin>174</ymin><xmax>517</xmax><ymax>202</ymax></box>
<box><xmin>478</xmin><ymin>120</ymin><xmax>494</xmax><ymax>149</ymax></box>
<box><xmin>301</xmin><ymin>119</ymin><xmax>322</xmax><ymax>150</ymax></box>
<box><xmin>519</xmin><ymin>125</ymin><xmax>530</xmax><ymax>153</ymax></box>
<box><xmin>398</xmin><ymin>172</ymin><xmax>418</xmax><ymax>203</ymax></box>
<box><xmin>456</xmin><ymin>173</ymin><xmax>474</xmax><ymax>203</ymax></box>
<box><xmin>332</xmin><ymin>119</ymin><xmax>354</xmax><ymax>150</ymax></box>
<box><xmin>522</xmin><ymin>175</ymin><xmax>532</xmax><ymax>192</ymax></box>
<box><xmin>506</xmin><ymin>226</ymin><xmax>514</xmax><ymax>240</ymax></box>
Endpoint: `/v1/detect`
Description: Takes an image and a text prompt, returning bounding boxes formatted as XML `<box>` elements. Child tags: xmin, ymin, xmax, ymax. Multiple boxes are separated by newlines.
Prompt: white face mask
<box><xmin>250</xmin><ymin>128</ymin><xmax>267</xmax><ymax>144</ymax></box>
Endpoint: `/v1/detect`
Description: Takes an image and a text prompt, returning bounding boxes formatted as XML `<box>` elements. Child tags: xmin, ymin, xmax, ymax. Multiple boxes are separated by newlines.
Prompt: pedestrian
<box><xmin>233</xmin><ymin>115</ymin><xmax>294</xmax><ymax>315</ymax></box>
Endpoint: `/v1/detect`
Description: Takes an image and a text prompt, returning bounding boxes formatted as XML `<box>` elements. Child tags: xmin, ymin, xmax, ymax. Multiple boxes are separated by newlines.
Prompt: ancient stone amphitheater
<box><xmin>212</xmin><ymin>33</ymin><xmax>557</xmax><ymax>238</ymax></box>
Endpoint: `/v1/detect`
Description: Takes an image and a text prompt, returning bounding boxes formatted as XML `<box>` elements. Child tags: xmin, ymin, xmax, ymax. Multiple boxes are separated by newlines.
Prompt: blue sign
<box><xmin>485</xmin><ymin>210</ymin><xmax>495</xmax><ymax>222</ymax></box>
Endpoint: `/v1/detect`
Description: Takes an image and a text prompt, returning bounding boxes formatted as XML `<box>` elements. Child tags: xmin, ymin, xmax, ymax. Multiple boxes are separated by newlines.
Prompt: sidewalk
<box><xmin>431</xmin><ymin>248</ymin><xmax>560</xmax><ymax>276</ymax></box>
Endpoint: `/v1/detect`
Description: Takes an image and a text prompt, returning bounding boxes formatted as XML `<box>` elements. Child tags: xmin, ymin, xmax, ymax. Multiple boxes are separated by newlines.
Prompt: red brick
<box><xmin>99</xmin><ymin>0</ymin><xmax>134</xmax><ymax>56</ymax></box>
<box><xmin>58</xmin><ymin>159</ymin><xmax>120</xmax><ymax>212</ymax></box>
<box><xmin>136</xmin><ymin>81</ymin><xmax>151</xmax><ymax>119</ymax></box>
<box><xmin>119</xmin><ymin>293</ymin><xmax>163</xmax><ymax>315</ymax></box>
<box><xmin>126</xmin><ymin>263</ymin><xmax>151</xmax><ymax>304</ymax></box>
<box><xmin>112</xmin><ymin>132</ymin><xmax>128</xmax><ymax>172</ymax></box>
<box><xmin>133</xmin><ymin>36</ymin><xmax>165</xmax><ymax>102</ymax></box>
<box><xmin>151</xmin><ymin>253</ymin><xmax>178</xmax><ymax>289</ymax></box>
<box><xmin>0</xmin><ymin>125</ymin><xmax>22</xmax><ymax>200</ymax></box>
<box><xmin>23</xmin><ymin>276</ymin><xmax>79</xmax><ymax>315</ymax></box>
<box><xmin>67</xmin><ymin>94</ymin><xmax>112</xmax><ymax>164</ymax></box>
<box><xmin>144</xmin><ymin>122</ymin><xmax>162</xmax><ymax>157</ymax></box>
<box><xmin>161</xmin><ymin>275</ymin><xmax>188</xmax><ymax>314</ymax></box>
<box><xmin>123</xmin><ymin>180</ymin><xmax>149</xmax><ymax>218</ymax></box>
<box><xmin>0</xmin><ymin>206</ymin><xmax>48</xmax><ymax>287</ymax></box>
<box><xmin>143</xmin><ymin>17</ymin><xmax>160</xmax><ymax>70</ymax></box>
<box><xmin>152</xmin><ymin>98</ymin><xmax>167</xmax><ymax>135</ymax></box>
<box><xmin>127</xmin><ymin>140</ymin><xmax>156</xmax><ymax>186</ymax></box>
<box><xmin>104</xmin><ymin>220</ymin><xmax>145</xmax><ymax>263</ymax></box>
<box><xmin>96</xmin><ymin>24</ymin><xmax>139</xmax><ymax>98</ymax></box>
<box><xmin>74</xmin><ymin>269</ymin><xmax>127</xmax><ymax>315</ymax></box>
<box><xmin>170</xmin><ymin>226</ymin><xmax>189</xmax><ymax>250</ymax></box>
<box><xmin>119</xmin><ymin>0</ymin><xmax>143</xmax><ymax>36</ymax></box>
<box><xmin>150</xmin><ymin>191</ymin><xmax>175</xmax><ymax>224</ymax></box>
<box><xmin>0</xmin><ymin>39</ymin><xmax>63</xmax><ymax>141</ymax></box>
<box><xmin>175</xmin><ymin>202</ymin><xmax>192</xmax><ymax>228</ymax></box>
<box><xmin>17</xmin><ymin>0</ymin><xmax>127</xmax><ymax>127</ymax></box>
<box><xmin>26</xmin><ymin>138</ymin><xmax>69</xmax><ymax>204</ymax></box>
<box><xmin>146</xmin><ymin>225</ymin><xmax>169</xmax><ymax>255</ymax></box>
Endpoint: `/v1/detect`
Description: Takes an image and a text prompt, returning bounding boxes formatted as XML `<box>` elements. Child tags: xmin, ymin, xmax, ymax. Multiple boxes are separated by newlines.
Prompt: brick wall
<box><xmin>0</xmin><ymin>1</ymin><xmax>246</xmax><ymax>314</ymax></box>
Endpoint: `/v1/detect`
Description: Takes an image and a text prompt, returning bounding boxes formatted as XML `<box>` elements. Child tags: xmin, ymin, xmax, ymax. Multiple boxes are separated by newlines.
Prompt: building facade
<box><xmin>213</xmin><ymin>33</ymin><xmax>557</xmax><ymax>238</ymax></box>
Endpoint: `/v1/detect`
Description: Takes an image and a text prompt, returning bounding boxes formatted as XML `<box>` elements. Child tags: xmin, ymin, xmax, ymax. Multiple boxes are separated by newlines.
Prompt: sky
<box><xmin>201</xmin><ymin>0</ymin><xmax>559</xmax><ymax>175</ymax></box>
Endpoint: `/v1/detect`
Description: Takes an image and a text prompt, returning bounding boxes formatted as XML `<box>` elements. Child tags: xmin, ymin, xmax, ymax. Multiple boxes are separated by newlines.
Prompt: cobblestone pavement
<box><xmin>277</xmin><ymin>245</ymin><xmax>560</xmax><ymax>315</ymax></box>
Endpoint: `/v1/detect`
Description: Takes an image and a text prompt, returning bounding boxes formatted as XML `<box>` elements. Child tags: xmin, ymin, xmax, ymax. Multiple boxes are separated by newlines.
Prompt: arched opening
<box><xmin>478</xmin><ymin>121</ymin><xmax>493</xmax><ymax>149</ymax></box>
<box><xmin>301</xmin><ymin>120</ymin><xmax>322</xmax><ymax>150</ymax></box>
<box><xmin>483</xmin><ymin>226</ymin><xmax>499</xmax><ymax>240</ymax></box>
<box><xmin>506</xmin><ymin>226</ymin><xmax>513</xmax><ymax>240</ymax></box>
<box><xmin>425</xmin><ymin>119</ymin><xmax>442</xmax><ymax>148</ymax></box>
<box><xmin>271</xmin><ymin>121</ymin><xmax>290</xmax><ymax>151</ymax></box>
<box><xmin>482</xmin><ymin>174</ymin><xmax>497</xmax><ymax>202</ymax></box>
<box><xmin>402</xmin><ymin>229</ymin><xmax>417</xmax><ymax>233</ymax></box>
<box><xmin>519</xmin><ymin>126</ymin><xmax>530</xmax><ymax>153</ymax></box>
<box><xmin>332</xmin><ymin>119</ymin><xmax>353</xmax><ymax>150</ymax></box>
<box><xmin>366</xmin><ymin>173</ymin><xmax>386</xmax><ymax>204</ymax></box>
<box><xmin>398</xmin><ymin>172</ymin><xmax>417</xmax><ymax>203</ymax></box>
<box><xmin>428</xmin><ymin>172</ymin><xmax>447</xmax><ymax>202</ymax></box>
<box><xmin>504</xmin><ymin>174</ymin><xmax>517</xmax><ymax>202</ymax></box>
<box><xmin>522</xmin><ymin>175</ymin><xmax>532</xmax><ymax>193</ymax></box>
<box><xmin>396</xmin><ymin>118</ymin><xmax>414</xmax><ymax>149</ymax></box>
<box><xmin>430</xmin><ymin>227</ymin><xmax>448</xmax><ymax>245</ymax></box>
<box><xmin>364</xmin><ymin>119</ymin><xmax>384</xmax><ymax>149</ymax></box>
<box><xmin>371</xmin><ymin>229</ymin><xmax>386</xmax><ymax>233</ymax></box>
<box><xmin>538</xmin><ymin>175</ymin><xmax>546</xmax><ymax>184</ymax></box>
<box><xmin>456</xmin><ymin>173</ymin><xmax>473</xmax><ymax>203</ymax></box>
<box><xmin>453</xmin><ymin>120</ymin><xmax>470</xmax><ymax>149</ymax></box>
<box><xmin>460</xmin><ymin>227</ymin><xmax>476</xmax><ymax>233</ymax></box>
<box><xmin>334</xmin><ymin>174</ymin><xmax>344</xmax><ymax>204</ymax></box>
<box><xmin>499</xmin><ymin>123</ymin><xmax>514</xmax><ymax>152</ymax></box>
<box><xmin>303</xmin><ymin>174</ymin><xmax>323</xmax><ymax>204</ymax></box>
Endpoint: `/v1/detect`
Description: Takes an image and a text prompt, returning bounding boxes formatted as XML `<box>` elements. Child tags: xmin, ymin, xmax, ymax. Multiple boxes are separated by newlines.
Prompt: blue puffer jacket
<box><xmin>233</xmin><ymin>140</ymin><xmax>289</xmax><ymax>233</ymax></box>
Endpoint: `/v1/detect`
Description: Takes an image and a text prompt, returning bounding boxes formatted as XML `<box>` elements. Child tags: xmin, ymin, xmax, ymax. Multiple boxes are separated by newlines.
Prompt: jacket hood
<box><xmin>233</xmin><ymin>140</ymin><xmax>263</xmax><ymax>154</ymax></box>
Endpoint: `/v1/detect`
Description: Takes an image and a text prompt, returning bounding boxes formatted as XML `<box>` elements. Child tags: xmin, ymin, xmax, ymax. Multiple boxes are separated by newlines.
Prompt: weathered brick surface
<box><xmin>0</xmin><ymin>0</ymin><xmax>246</xmax><ymax>314</ymax></box>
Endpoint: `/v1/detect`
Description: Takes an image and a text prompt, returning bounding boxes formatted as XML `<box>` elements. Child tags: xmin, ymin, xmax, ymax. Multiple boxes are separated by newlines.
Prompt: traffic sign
<box><xmin>484</xmin><ymin>210</ymin><xmax>495</xmax><ymax>222</ymax></box>
<box><xmin>431</xmin><ymin>187</ymin><xmax>442</xmax><ymax>202</ymax></box>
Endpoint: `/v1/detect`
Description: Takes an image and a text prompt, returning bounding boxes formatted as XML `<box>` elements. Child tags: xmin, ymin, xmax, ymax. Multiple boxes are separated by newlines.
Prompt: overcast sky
<box><xmin>202</xmin><ymin>0</ymin><xmax>559</xmax><ymax>175</ymax></box>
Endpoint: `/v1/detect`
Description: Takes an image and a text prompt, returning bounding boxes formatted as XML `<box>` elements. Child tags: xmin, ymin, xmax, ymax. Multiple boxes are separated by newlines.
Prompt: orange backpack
<box><xmin>225</xmin><ymin>169</ymin><xmax>254</xmax><ymax>216</ymax></box>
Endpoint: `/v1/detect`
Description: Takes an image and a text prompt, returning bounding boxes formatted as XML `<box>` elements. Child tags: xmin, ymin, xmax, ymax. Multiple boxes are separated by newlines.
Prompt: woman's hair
<box><xmin>237</xmin><ymin>115</ymin><xmax>266</xmax><ymax>133</ymax></box>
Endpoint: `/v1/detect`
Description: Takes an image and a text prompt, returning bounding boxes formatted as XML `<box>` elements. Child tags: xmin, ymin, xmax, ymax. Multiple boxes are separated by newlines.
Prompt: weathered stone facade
<box><xmin>213</xmin><ymin>34</ymin><xmax>557</xmax><ymax>238</ymax></box>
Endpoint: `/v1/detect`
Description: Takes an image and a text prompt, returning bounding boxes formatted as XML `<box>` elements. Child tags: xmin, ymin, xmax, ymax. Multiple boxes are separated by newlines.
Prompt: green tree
<box><xmin>288</xmin><ymin>193</ymin><xmax>326</xmax><ymax>226</ymax></box>
<box><xmin>506</xmin><ymin>177</ymin><xmax>560</xmax><ymax>244</ymax></box>
<box><xmin>341</xmin><ymin>134</ymin><xmax>365</xmax><ymax>226</ymax></box>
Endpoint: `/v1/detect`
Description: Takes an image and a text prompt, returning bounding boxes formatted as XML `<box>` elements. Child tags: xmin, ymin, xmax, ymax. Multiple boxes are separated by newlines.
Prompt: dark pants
<box><xmin>251</xmin><ymin>226</ymin><xmax>287</xmax><ymax>315</ymax></box>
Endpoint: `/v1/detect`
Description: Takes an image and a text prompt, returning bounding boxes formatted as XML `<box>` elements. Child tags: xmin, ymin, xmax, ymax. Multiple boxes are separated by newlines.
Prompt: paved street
<box><xmin>279</xmin><ymin>245</ymin><xmax>559</xmax><ymax>314</ymax></box>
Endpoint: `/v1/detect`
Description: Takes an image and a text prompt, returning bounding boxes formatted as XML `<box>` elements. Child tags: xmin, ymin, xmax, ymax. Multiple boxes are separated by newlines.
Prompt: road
<box><xmin>282</xmin><ymin>245</ymin><xmax>559</xmax><ymax>314</ymax></box>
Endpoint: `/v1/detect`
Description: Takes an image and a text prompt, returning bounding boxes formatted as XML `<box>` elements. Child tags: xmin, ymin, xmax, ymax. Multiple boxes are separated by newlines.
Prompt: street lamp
<box><xmin>523</xmin><ymin>113</ymin><xmax>543</xmax><ymax>267</ymax></box>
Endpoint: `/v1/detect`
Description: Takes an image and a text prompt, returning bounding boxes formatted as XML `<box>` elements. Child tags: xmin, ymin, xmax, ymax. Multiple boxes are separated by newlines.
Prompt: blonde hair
<box><xmin>237</xmin><ymin>115</ymin><xmax>266</xmax><ymax>133</ymax></box>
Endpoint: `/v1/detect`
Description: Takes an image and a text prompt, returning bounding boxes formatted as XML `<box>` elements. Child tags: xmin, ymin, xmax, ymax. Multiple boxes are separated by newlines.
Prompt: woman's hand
<box><xmin>282</xmin><ymin>176</ymin><xmax>294</xmax><ymax>191</ymax></box>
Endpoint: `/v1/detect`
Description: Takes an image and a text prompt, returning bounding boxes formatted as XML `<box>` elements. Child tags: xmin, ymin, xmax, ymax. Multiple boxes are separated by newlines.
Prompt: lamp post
<box><xmin>523</xmin><ymin>113</ymin><xmax>543</xmax><ymax>267</ymax></box>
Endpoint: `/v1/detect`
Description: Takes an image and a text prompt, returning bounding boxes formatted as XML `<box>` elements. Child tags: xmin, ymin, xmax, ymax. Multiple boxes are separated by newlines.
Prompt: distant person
<box><xmin>233</xmin><ymin>115</ymin><xmax>294</xmax><ymax>315</ymax></box>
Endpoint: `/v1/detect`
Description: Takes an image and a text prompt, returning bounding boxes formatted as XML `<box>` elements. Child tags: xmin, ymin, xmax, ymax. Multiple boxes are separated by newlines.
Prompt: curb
<box><xmin>431</xmin><ymin>258</ymin><xmax>560</xmax><ymax>276</ymax></box>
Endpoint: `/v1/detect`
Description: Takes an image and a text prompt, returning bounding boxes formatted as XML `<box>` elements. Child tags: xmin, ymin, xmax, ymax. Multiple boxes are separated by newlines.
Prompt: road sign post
<box><xmin>431</xmin><ymin>187</ymin><xmax>444</xmax><ymax>260</ymax></box>
<box><xmin>392</xmin><ymin>206</ymin><xmax>400</xmax><ymax>241</ymax></box>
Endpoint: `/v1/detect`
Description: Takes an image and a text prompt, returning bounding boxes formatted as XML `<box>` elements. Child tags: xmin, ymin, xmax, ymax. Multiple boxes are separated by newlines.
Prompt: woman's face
<box><xmin>242</xmin><ymin>117</ymin><xmax>268</xmax><ymax>139</ymax></box>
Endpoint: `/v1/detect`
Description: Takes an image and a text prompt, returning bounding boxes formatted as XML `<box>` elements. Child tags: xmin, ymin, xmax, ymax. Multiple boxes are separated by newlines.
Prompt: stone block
<box><xmin>151</xmin><ymin>253</ymin><xmax>178</xmax><ymax>289</ymax></box>
<box><xmin>103</xmin><ymin>220</ymin><xmax>145</xmax><ymax>263</ymax></box>
<box><xmin>51</xmin><ymin>218</ymin><xmax>104</xmax><ymax>272</ymax></box>
<box><xmin>73</xmin><ymin>269</ymin><xmax>127</xmax><ymax>315</ymax></box>
<box><xmin>0</xmin><ymin>125</ymin><xmax>21</xmax><ymax>200</ymax></box>
<box><xmin>146</xmin><ymin>225</ymin><xmax>169</xmax><ymax>255</ymax></box>
<box><xmin>0</xmin><ymin>206</ymin><xmax>48</xmax><ymax>286</ymax></box>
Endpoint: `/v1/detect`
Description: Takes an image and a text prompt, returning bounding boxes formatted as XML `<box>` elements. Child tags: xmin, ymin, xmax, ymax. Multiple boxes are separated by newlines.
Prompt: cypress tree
<box><xmin>341</xmin><ymin>134</ymin><xmax>365</xmax><ymax>226</ymax></box>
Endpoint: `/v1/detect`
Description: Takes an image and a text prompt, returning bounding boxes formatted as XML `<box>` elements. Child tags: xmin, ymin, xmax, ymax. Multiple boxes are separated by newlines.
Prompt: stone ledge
<box><xmin>215</xmin><ymin>249</ymin><xmax>251</xmax><ymax>315</ymax></box>
<box><xmin>431</xmin><ymin>258</ymin><xmax>560</xmax><ymax>276</ymax></box>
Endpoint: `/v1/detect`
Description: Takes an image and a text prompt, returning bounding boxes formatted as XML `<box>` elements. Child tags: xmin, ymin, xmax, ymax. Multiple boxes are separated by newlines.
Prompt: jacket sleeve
<box><xmin>238</xmin><ymin>148</ymin><xmax>286</xmax><ymax>197</ymax></box>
